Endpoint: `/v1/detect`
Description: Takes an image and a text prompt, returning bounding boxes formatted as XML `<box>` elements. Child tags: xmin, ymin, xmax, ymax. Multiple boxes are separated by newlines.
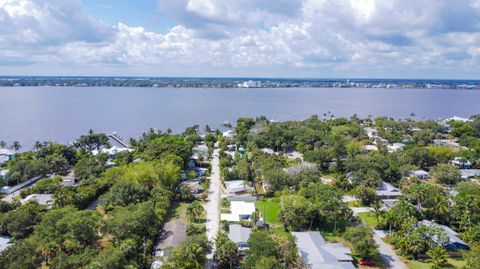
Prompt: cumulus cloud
<box><xmin>0</xmin><ymin>0</ymin><xmax>113</xmax><ymax>46</ymax></box>
<box><xmin>0</xmin><ymin>0</ymin><xmax>480</xmax><ymax>78</ymax></box>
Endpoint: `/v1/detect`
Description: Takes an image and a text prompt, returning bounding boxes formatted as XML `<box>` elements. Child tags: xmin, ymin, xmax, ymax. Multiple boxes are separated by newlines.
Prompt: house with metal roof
<box><xmin>418</xmin><ymin>220</ymin><xmax>469</xmax><ymax>250</ymax></box>
<box><xmin>22</xmin><ymin>194</ymin><xmax>53</xmax><ymax>207</ymax></box>
<box><xmin>0</xmin><ymin>236</ymin><xmax>11</xmax><ymax>253</ymax></box>
<box><xmin>459</xmin><ymin>169</ymin><xmax>480</xmax><ymax>180</ymax></box>
<box><xmin>192</xmin><ymin>144</ymin><xmax>209</xmax><ymax>161</ymax></box>
<box><xmin>284</xmin><ymin>162</ymin><xmax>317</xmax><ymax>176</ymax></box>
<box><xmin>376</xmin><ymin>181</ymin><xmax>402</xmax><ymax>199</ymax></box>
<box><xmin>228</xmin><ymin>224</ymin><xmax>252</xmax><ymax>251</ymax></box>
<box><xmin>410</xmin><ymin>170</ymin><xmax>430</xmax><ymax>180</ymax></box>
<box><xmin>292</xmin><ymin>232</ymin><xmax>355</xmax><ymax>269</ymax></box>
<box><xmin>224</xmin><ymin>180</ymin><xmax>253</xmax><ymax>195</ymax></box>
<box><xmin>451</xmin><ymin>157</ymin><xmax>472</xmax><ymax>169</ymax></box>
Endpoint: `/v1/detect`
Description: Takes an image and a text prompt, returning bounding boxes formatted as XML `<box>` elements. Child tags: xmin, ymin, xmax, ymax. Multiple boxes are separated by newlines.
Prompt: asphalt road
<box><xmin>205</xmin><ymin>147</ymin><xmax>221</xmax><ymax>262</ymax></box>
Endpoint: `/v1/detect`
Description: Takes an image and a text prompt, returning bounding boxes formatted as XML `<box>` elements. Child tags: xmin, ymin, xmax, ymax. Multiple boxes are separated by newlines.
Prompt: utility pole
<box><xmin>264</xmin><ymin>205</ymin><xmax>267</xmax><ymax>227</ymax></box>
<box><xmin>143</xmin><ymin>236</ymin><xmax>146</xmax><ymax>267</ymax></box>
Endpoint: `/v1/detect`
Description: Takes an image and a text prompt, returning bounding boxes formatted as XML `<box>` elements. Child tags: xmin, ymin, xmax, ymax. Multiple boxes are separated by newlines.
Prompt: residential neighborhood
<box><xmin>1</xmin><ymin>115</ymin><xmax>480</xmax><ymax>269</ymax></box>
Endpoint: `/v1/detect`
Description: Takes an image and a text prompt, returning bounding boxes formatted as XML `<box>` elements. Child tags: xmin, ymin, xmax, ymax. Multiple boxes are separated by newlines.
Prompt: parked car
<box><xmin>359</xmin><ymin>259</ymin><xmax>375</xmax><ymax>266</ymax></box>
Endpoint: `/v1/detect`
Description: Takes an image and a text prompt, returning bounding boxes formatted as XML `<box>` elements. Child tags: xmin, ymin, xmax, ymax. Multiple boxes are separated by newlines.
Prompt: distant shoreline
<box><xmin>0</xmin><ymin>77</ymin><xmax>479</xmax><ymax>90</ymax></box>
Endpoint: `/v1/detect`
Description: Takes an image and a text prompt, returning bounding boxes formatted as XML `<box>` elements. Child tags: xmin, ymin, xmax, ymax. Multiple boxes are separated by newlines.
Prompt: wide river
<box><xmin>1</xmin><ymin>87</ymin><xmax>480</xmax><ymax>147</ymax></box>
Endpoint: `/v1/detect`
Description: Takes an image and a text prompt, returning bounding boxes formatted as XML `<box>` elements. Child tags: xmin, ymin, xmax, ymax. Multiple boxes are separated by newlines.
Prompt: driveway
<box><xmin>373</xmin><ymin>231</ymin><xmax>408</xmax><ymax>269</ymax></box>
<box><xmin>205</xmin><ymin>147</ymin><xmax>221</xmax><ymax>260</ymax></box>
<box><xmin>350</xmin><ymin>207</ymin><xmax>373</xmax><ymax>214</ymax></box>
<box><xmin>351</xmin><ymin>207</ymin><xmax>407</xmax><ymax>269</ymax></box>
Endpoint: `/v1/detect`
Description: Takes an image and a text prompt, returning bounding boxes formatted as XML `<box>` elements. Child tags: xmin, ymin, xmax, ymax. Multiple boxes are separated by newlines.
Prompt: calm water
<box><xmin>1</xmin><ymin>87</ymin><xmax>480</xmax><ymax>147</ymax></box>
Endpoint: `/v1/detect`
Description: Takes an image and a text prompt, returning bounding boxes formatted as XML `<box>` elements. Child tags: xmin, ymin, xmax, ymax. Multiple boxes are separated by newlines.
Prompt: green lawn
<box><xmin>255</xmin><ymin>197</ymin><xmax>289</xmax><ymax>237</ymax></box>
<box><xmin>406</xmin><ymin>258</ymin><xmax>466</xmax><ymax>269</ymax></box>
<box><xmin>255</xmin><ymin>197</ymin><xmax>281</xmax><ymax>224</ymax></box>
<box><xmin>357</xmin><ymin>212</ymin><xmax>379</xmax><ymax>228</ymax></box>
<box><xmin>166</xmin><ymin>201</ymin><xmax>188</xmax><ymax>222</ymax></box>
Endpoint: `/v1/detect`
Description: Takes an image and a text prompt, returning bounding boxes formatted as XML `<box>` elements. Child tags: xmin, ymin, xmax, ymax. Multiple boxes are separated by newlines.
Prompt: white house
<box><xmin>451</xmin><ymin>157</ymin><xmax>472</xmax><ymax>169</ymax></box>
<box><xmin>0</xmin><ymin>236</ymin><xmax>11</xmax><ymax>253</ymax></box>
<box><xmin>442</xmin><ymin>116</ymin><xmax>472</xmax><ymax>124</ymax></box>
<box><xmin>364</xmin><ymin>127</ymin><xmax>378</xmax><ymax>139</ymax></box>
<box><xmin>0</xmin><ymin>148</ymin><xmax>14</xmax><ymax>166</ymax></box>
<box><xmin>221</xmin><ymin>201</ymin><xmax>256</xmax><ymax>222</ymax></box>
<box><xmin>388</xmin><ymin>143</ymin><xmax>405</xmax><ymax>153</ymax></box>
<box><xmin>261</xmin><ymin>148</ymin><xmax>275</xmax><ymax>155</ymax></box>
<box><xmin>362</xmin><ymin>145</ymin><xmax>379</xmax><ymax>151</ymax></box>
<box><xmin>459</xmin><ymin>169</ymin><xmax>480</xmax><ymax>180</ymax></box>
<box><xmin>92</xmin><ymin>146</ymin><xmax>133</xmax><ymax>158</ymax></box>
<box><xmin>411</xmin><ymin>170</ymin><xmax>430</xmax><ymax>180</ymax></box>
<box><xmin>292</xmin><ymin>232</ymin><xmax>355</xmax><ymax>269</ymax></box>
<box><xmin>223</xmin><ymin>130</ymin><xmax>235</xmax><ymax>138</ymax></box>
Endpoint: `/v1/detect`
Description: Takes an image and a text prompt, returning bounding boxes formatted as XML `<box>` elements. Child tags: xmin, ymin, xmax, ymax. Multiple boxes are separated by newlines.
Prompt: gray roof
<box><xmin>418</xmin><ymin>220</ymin><xmax>469</xmax><ymax>247</ymax></box>
<box><xmin>376</xmin><ymin>181</ymin><xmax>402</xmax><ymax>197</ymax></box>
<box><xmin>0</xmin><ymin>236</ymin><xmax>11</xmax><ymax>253</ymax></box>
<box><xmin>292</xmin><ymin>232</ymin><xmax>355</xmax><ymax>269</ymax></box>
<box><xmin>228</xmin><ymin>224</ymin><xmax>251</xmax><ymax>244</ymax></box>
<box><xmin>225</xmin><ymin>180</ymin><xmax>253</xmax><ymax>194</ymax></box>
<box><xmin>411</xmin><ymin>170</ymin><xmax>429</xmax><ymax>177</ymax></box>
<box><xmin>459</xmin><ymin>169</ymin><xmax>480</xmax><ymax>179</ymax></box>
<box><xmin>381</xmin><ymin>199</ymin><xmax>399</xmax><ymax>209</ymax></box>
<box><xmin>22</xmin><ymin>194</ymin><xmax>53</xmax><ymax>206</ymax></box>
<box><xmin>284</xmin><ymin>162</ymin><xmax>317</xmax><ymax>176</ymax></box>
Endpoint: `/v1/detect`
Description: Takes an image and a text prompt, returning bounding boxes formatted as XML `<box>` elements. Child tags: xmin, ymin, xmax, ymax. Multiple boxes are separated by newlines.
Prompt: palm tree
<box><xmin>251</xmin><ymin>209</ymin><xmax>260</xmax><ymax>226</ymax></box>
<box><xmin>410</xmin><ymin>184</ymin><xmax>426</xmax><ymax>211</ymax></box>
<box><xmin>33</xmin><ymin>141</ymin><xmax>43</xmax><ymax>151</ymax></box>
<box><xmin>12</xmin><ymin>141</ymin><xmax>21</xmax><ymax>152</ymax></box>
<box><xmin>432</xmin><ymin>195</ymin><xmax>449</xmax><ymax>223</ymax></box>
<box><xmin>427</xmin><ymin>245</ymin><xmax>448</xmax><ymax>268</ymax></box>
<box><xmin>186</xmin><ymin>201</ymin><xmax>204</xmax><ymax>222</ymax></box>
<box><xmin>371</xmin><ymin>200</ymin><xmax>383</xmax><ymax>228</ymax></box>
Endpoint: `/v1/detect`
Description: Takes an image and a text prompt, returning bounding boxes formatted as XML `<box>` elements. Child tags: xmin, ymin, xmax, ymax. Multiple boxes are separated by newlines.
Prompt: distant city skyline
<box><xmin>0</xmin><ymin>0</ymin><xmax>480</xmax><ymax>79</ymax></box>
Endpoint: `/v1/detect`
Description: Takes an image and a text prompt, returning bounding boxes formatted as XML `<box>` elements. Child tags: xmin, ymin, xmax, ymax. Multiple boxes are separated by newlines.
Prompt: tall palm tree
<box><xmin>432</xmin><ymin>195</ymin><xmax>450</xmax><ymax>224</ymax></box>
<box><xmin>410</xmin><ymin>183</ymin><xmax>427</xmax><ymax>211</ymax></box>
<box><xmin>12</xmin><ymin>141</ymin><xmax>21</xmax><ymax>152</ymax></box>
<box><xmin>33</xmin><ymin>141</ymin><xmax>43</xmax><ymax>151</ymax></box>
<box><xmin>186</xmin><ymin>201</ymin><xmax>203</xmax><ymax>222</ymax></box>
<box><xmin>371</xmin><ymin>200</ymin><xmax>383</xmax><ymax>228</ymax></box>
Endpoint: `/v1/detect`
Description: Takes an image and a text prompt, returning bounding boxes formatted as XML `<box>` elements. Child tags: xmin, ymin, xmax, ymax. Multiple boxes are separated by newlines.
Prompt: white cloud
<box><xmin>0</xmin><ymin>0</ymin><xmax>480</xmax><ymax>78</ymax></box>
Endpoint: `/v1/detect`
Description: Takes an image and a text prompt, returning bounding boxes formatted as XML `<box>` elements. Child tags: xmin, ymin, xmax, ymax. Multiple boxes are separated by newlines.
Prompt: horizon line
<box><xmin>0</xmin><ymin>75</ymin><xmax>479</xmax><ymax>82</ymax></box>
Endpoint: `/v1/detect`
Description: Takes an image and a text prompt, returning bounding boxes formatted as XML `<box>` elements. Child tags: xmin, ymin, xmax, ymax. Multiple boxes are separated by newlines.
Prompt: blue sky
<box><xmin>82</xmin><ymin>0</ymin><xmax>173</xmax><ymax>33</ymax></box>
<box><xmin>0</xmin><ymin>0</ymin><xmax>479</xmax><ymax>79</ymax></box>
